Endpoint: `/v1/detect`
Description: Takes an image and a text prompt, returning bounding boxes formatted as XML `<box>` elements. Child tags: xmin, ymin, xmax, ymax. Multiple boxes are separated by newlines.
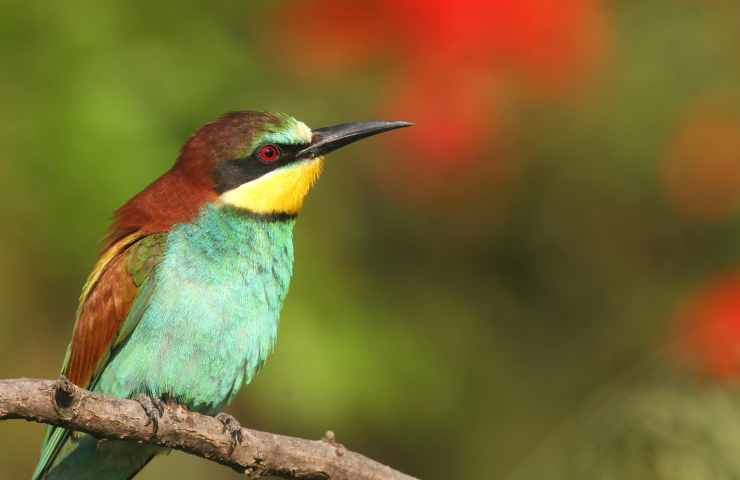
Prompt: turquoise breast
<box><xmin>96</xmin><ymin>204</ymin><xmax>295</xmax><ymax>413</ymax></box>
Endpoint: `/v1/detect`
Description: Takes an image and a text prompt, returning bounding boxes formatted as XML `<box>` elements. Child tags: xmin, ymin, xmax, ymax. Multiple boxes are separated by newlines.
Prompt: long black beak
<box><xmin>297</xmin><ymin>120</ymin><xmax>413</xmax><ymax>159</ymax></box>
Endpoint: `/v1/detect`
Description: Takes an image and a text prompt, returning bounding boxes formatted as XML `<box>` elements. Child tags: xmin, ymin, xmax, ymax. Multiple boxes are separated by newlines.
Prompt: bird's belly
<box><xmin>95</xmin><ymin>254</ymin><xmax>289</xmax><ymax>413</ymax></box>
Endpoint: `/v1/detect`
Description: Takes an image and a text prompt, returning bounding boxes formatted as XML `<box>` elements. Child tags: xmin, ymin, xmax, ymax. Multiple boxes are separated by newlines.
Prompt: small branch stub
<box><xmin>0</xmin><ymin>378</ymin><xmax>418</xmax><ymax>480</ymax></box>
<box><xmin>53</xmin><ymin>376</ymin><xmax>76</xmax><ymax>410</ymax></box>
<box><xmin>322</xmin><ymin>430</ymin><xmax>346</xmax><ymax>457</ymax></box>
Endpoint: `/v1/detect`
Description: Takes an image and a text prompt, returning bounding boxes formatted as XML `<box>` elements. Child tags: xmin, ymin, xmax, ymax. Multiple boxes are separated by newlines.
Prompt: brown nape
<box><xmin>104</xmin><ymin>111</ymin><xmax>279</xmax><ymax>250</ymax></box>
<box><xmin>104</xmin><ymin>167</ymin><xmax>217</xmax><ymax>251</ymax></box>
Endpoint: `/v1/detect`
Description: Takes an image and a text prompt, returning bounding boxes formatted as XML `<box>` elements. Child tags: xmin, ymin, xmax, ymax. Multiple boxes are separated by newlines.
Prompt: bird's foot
<box><xmin>135</xmin><ymin>394</ymin><xmax>165</xmax><ymax>435</ymax></box>
<box><xmin>215</xmin><ymin>412</ymin><xmax>243</xmax><ymax>454</ymax></box>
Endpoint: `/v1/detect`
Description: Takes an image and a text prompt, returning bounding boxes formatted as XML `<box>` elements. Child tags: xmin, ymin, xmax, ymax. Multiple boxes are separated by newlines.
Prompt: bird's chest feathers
<box><xmin>109</xmin><ymin>205</ymin><xmax>295</xmax><ymax>411</ymax></box>
<box><xmin>160</xmin><ymin>205</ymin><xmax>295</xmax><ymax>363</ymax></box>
<box><xmin>162</xmin><ymin>204</ymin><xmax>295</xmax><ymax>313</ymax></box>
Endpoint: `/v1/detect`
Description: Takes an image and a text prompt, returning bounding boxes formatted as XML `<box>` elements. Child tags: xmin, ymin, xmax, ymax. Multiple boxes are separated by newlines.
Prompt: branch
<box><xmin>0</xmin><ymin>378</ymin><xmax>418</xmax><ymax>480</ymax></box>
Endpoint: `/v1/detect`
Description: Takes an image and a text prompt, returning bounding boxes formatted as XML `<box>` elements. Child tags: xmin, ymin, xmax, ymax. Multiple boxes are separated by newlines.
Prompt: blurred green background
<box><xmin>3</xmin><ymin>1</ymin><xmax>740</xmax><ymax>479</ymax></box>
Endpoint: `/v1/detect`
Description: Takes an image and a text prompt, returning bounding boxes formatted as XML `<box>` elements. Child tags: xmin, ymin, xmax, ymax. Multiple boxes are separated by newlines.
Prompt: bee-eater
<box><xmin>32</xmin><ymin>111</ymin><xmax>411</xmax><ymax>479</ymax></box>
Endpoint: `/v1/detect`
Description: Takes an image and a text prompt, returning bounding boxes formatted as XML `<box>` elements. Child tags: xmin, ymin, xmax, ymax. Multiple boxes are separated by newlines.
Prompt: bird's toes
<box><xmin>135</xmin><ymin>394</ymin><xmax>165</xmax><ymax>435</ymax></box>
<box><xmin>215</xmin><ymin>412</ymin><xmax>243</xmax><ymax>453</ymax></box>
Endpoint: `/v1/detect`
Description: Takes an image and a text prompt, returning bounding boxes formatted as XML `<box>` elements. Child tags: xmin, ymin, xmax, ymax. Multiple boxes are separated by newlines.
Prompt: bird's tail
<box><xmin>32</xmin><ymin>430</ymin><xmax>160</xmax><ymax>480</ymax></box>
<box><xmin>32</xmin><ymin>425</ymin><xmax>69</xmax><ymax>480</ymax></box>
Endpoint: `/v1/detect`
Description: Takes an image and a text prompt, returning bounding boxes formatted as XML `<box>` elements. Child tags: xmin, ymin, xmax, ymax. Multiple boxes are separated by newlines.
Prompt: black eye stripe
<box><xmin>213</xmin><ymin>143</ymin><xmax>310</xmax><ymax>194</ymax></box>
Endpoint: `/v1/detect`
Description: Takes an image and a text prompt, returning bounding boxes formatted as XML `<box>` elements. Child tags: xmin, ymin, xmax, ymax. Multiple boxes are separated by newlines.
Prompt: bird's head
<box><xmin>106</xmin><ymin>111</ymin><xmax>411</xmax><ymax>247</ymax></box>
<box><xmin>178</xmin><ymin>111</ymin><xmax>411</xmax><ymax>217</ymax></box>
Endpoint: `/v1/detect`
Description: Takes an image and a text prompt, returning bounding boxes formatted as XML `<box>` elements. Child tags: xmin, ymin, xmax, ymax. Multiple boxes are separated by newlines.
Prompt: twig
<box><xmin>0</xmin><ymin>378</ymin><xmax>418</xmax><ymax>480</ymax></box>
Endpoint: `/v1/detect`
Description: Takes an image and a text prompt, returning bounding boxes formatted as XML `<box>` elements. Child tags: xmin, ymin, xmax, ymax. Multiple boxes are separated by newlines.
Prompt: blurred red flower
<box><xmin>675</xmin><ymin>273</ymin><xmax>740</xmax><ymax>381</ymax></box>
<box><xmin>274</xmin><ymin>0</ymin><xmax>606</xmax><ymax>185</ymax></box>
<box><xmin>661</xmin><ymin>97</ymin><xmax>740</xmax><ymax>220</ymax></box>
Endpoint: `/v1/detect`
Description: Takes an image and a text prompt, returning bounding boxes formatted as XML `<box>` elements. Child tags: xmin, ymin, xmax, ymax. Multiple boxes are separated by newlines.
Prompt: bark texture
<box><xmin>0</xmin><ymin>377</ymin><xmax>418</xmax><ymax>480</ymax></box>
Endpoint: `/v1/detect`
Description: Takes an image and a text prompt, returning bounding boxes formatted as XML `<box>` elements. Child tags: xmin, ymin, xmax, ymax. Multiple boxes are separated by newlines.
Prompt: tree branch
<box><xmin>0</xmin><ymin>378</ymin><xmax>418</xmax><ymax>480</ymax></box>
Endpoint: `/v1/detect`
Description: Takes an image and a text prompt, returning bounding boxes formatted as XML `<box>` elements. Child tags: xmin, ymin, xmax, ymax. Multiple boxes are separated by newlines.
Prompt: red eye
<box><xmin>257</xmin><ymin>144</ymin><xmax>280</xmax><ymax>163</ymax></box>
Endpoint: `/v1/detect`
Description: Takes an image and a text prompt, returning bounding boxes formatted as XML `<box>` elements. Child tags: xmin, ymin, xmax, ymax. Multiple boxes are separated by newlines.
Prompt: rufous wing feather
<box><xmin>33</xmin><ymin>232</ymin><xmax>166</xmax><ymax>480</ymax></box>
<box><xmin>64</xmin><ymin>231</ymin><xmax>166</xmax><ymax>388</ymax></box>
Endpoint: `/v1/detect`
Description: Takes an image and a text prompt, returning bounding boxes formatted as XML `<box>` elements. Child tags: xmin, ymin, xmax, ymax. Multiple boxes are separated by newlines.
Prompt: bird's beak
<box><xmin>297</xmin><ymin>120</ymin><xmax>413</xmax><ymax>160</ymax></box>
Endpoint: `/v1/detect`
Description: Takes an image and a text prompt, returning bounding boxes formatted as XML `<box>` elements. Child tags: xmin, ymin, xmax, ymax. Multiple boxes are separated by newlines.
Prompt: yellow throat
<box><xmin>220</xmin><ymin>157</ymin><xmax>325</xmax><ymax>215</ymax></box>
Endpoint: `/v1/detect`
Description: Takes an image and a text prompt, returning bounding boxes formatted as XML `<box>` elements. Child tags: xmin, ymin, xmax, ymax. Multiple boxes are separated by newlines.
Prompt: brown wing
<box><xmin>63</xmin><ymin>232</ymin><xmax>149</xmax><ymax>388</ymax></box>
<box><xmin>34</xmin><ymin>231</ymin><xmax>167</xmax><ymax>479</ymax></box>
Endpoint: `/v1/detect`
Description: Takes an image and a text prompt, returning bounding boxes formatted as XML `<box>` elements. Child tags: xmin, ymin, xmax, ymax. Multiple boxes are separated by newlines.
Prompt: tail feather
<box><xmin>32</xmin><ymin>430</ymin><xmax>160</xmax><ymax>480</ymax></box>
<box><xmin>32</xmin><ymin>426</ymin><xmax>70</xmax><ymax>480</ymax></box>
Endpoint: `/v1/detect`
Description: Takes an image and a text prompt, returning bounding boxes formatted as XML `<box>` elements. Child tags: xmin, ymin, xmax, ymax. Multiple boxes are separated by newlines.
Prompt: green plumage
<box><xmin>98</xmin><ymin>204</ymin><xmax>293</xmax><ymax>408</ymax></box>
<box><xmin>32</xmin><ymin>111</ymin><xmax>411</xmax><ymax>479</ymax></box>
<box><xmin>40</xmin><ymin>204</ymin><xmax>295</xmax><ymax>478</ymax></box>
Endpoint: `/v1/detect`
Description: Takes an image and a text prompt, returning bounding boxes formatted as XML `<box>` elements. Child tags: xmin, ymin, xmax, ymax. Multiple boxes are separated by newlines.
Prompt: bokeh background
<box><xmin>2</xmin><ymin>1</ymin><xmax>740</xmax><ymax>479</ymax></box>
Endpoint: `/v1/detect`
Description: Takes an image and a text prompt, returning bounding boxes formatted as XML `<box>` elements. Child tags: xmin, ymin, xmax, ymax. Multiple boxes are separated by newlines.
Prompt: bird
<box><xmin>32</xmin><ymin>111</ymin><xmax>412</xmax><ymax>479</ymax></box>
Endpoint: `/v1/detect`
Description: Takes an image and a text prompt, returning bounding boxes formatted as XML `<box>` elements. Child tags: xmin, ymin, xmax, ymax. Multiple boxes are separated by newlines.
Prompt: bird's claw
<box><xmin>135</xmin><ymin>394</ymin><xmax>165</xmax><ymax>435</ymax></box>
<box><xmin>215</xmin><ymin>412</ymin><xmax>243</xmax><ymax>454</ymax></box>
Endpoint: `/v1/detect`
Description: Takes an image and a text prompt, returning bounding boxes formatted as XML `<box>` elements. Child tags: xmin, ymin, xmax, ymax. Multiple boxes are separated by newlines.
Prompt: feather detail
<box><xmin>35</xmin><ymin>232</ymin><xmax>166</xmax><ymax>479</ymax></box>
<box><xmin>105</xmin><ymin>168</ymin><xmax>217</xmax><ymax>251</ymax></box>
<box><xmin>65</xmin><ymin>233</ymin><xmax>142</xmax><ymax>387</ymax></box>
<box><xmin>65</xmin><ymin>232</ymin><xmax>167</xmax><ymax>388</ymax></box>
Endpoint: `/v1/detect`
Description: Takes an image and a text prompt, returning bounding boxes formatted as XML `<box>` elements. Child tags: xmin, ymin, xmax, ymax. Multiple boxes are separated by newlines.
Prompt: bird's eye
<box><xmin>257</xmin><ymin>144</ymin><xmax>280</xmax><ymax>163</ymax></box>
